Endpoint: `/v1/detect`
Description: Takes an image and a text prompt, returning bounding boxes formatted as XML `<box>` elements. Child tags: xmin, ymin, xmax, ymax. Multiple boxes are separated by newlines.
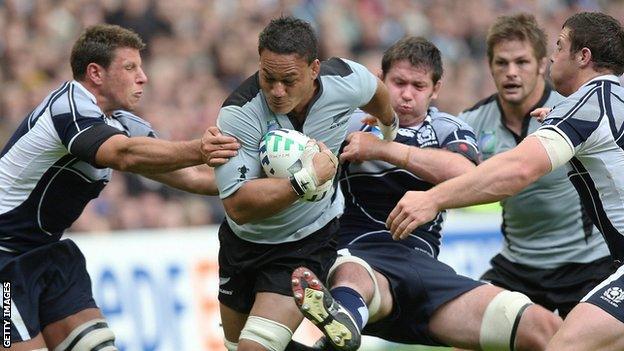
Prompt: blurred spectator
<box><xmin>0</xmin><ymin>0</ymin><xmax>619</xmax><ymax>233</ymax></box>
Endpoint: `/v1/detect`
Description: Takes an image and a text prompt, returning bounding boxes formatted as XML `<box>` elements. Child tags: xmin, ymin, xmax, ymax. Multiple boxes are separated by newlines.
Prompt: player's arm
<box><xmin>360</xmin><ymin>77</ymin><xmax>398</xmax><ymax>140</ymax></box>
<box><xmin>387</xmin><ymin>134</ymin><xmax>567</xmax><ymax>239</ymax></box>
<box><xmin>341</xmin><ymin>131</ymin><xmax>476</xmax><ymax>184</ymax></box>
<box><xmin>222</xmin><ymin>150</ymin><xmax>336</xmax><ymax>225</ymax></box>
<box><xmin>95</xmin><ymin>134</ymin><xmax>205</xmax><ymax>173</ymax></box>
<box><xmin>143</xmin><ymin>165</ymin><xmax>218</xmax><ymax>195</ymax></box>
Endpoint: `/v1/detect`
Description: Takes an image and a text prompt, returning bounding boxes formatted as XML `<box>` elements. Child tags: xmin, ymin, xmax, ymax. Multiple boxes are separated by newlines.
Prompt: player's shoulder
<box><xmin>49</xmin><ymin>81</ymin><xmax>102</xmax><ymax>118</ymax></box>
<box><xmin>549</xmin><ymin>83</ymin><xmax>603</xmax><ymax>122</ymax></box>
<box><xmin>319</xmin><ymin>57</ymin><xmax>356</xmax><ymax>78</ymax></box>
<box><xmin>459</xmin><ymin>94</ymin><xmax>497</xmax><ymax>119</ymax></box>
<box><xmin>111</xmin><ymin>110</ymin><xmax>156</xmax><ymax>137</ymax></box>
<box><xmin>430</xmin><ymin>107</ymin><xmax>473</xmax><ymax>132</ymax></box>
<box><xmin>222</xmin><ymin>72</ymin><xmax>262</xmax><ymax>109</ymax></box>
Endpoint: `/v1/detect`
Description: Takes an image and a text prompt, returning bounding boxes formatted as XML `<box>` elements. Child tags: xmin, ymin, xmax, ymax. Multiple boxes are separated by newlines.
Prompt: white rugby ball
<box><xmin>259</xmin><ymin>128</ymin><xmax>311</xmax><ymax>178</ymax></box>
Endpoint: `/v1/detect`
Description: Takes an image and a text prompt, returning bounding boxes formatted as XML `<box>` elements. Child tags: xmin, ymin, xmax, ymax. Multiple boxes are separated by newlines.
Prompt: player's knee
<box><xmin>479</xmin><ymin>290</ymin><xmax>532</xmax><ymax>351</ymax></box>
<box><xmin>328</xmin><ymin>252</ymin><xmax>382</xmax><ymax>321</ymax></box>
<box><xmin>238</xmin><ymin>316</ymin><xmax>293</xmax><ymax>351</ymax></box>
<box><xmin>514</xmin><ymin>305</ymin><xmax>562</xmax><ymax>351</ymax></box>
<box><xmin>53</xmin><ymin>319</ymin><xmax>116</xmax><ymax>351</ymax></box>
<box><xmin>224</xmin><ymin>338</ymin><xmax>238</xmax><ymax>351</ymax></box>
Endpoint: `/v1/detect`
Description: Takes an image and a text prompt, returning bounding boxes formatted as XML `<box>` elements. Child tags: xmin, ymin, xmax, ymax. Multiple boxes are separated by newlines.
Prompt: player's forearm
<box><xmin>429</xmin><ymin>146</ymin><xmax>545</xmax><ymax>211</ymax></box>
<box><xmin>103</xmin><ymin>136</ymin><xmax>204</xmax><ymax>173</ymax></box>
<box><xmin>222</xmin><ymin>178</ymin><xmax>300</xmax><ymax>224</ymax></box>
<box><xmin>144</xmin><ymin>165</ymin><xmax>218</xmax><ymax>195</ymax></box>
<box><xmin>380</xmin><ymin>143</ymin><xmax>475</xmax><ymax>184</ymax></box>
<box><xmin>360</xmin><ymin>78</ymin><xmax>395</xmax><ymax>126</ymax></box>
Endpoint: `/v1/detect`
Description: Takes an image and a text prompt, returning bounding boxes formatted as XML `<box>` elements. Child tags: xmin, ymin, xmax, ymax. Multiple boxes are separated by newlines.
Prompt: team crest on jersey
<box><xmin>479</xmin><ymin>130</ymin><xmax>497</xmax><ymax>158</ymax></box>
<box><xmin>266</xmin><ymin>119</ymin><xmax>280</xmax><ymax>132</ymax></box>
<box><xmin>601</xmin><ymin>287</ymin><xmax>624</xmax><ymax>307</ymax></box>
<box><xmin>416</xmin><ymin>124</ymin><xmax>438</xmax><ymax>147</ymax></box>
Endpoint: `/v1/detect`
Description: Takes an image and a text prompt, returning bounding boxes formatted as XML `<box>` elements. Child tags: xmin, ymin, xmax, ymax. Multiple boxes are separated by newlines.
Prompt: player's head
<box><xmin>380</xmin><ymin>36</ymin><xmax>442</xmax><ymax>124</ymax></box>
<box><xmin>71</xmin><ymin>24</ymin><xmax>147</xmax><ymax>113</ymax></box>
<box><xmin>257</xmin><ymin>16</ymin><xmax>320</xmax><ymax>114</ymax></box>
<box><xmin>486</xmin><ymin>13</ymin><xmax>547</xmax><ymax>106</ymax></box>
<box><xmin>550</xmin><ymin>12</ymin><xmax>624</xmax><ymax>96</ymax></box>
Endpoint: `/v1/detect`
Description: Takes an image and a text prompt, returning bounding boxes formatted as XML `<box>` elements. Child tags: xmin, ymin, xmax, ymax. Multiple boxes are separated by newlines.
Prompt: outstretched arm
<box><xmin>340</xmin><ymin>131</ymin><xmax>475</xmax><ymax>184</ymax></box>
<box><xmin>360</xmin><ymin>78</ymin><xmax>398</xmax><ymax>140</ymax></box>
<box><xmin>144</xmin><ymin>164</ymin><xmax>218</xmax><ymax>195</ymax></box>
<box><xmin>387</xmin><ymin>136</ymin><xmax>553</xmax><ymax>239</ymax></box>
<box><xmin>95</xmin><ymin>134</ymin><xmax>204</xmax><ymax>173</ymax></box>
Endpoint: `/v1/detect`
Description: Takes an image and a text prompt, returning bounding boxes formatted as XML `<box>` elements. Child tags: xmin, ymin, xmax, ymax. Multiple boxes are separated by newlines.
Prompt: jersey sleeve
<box><xmin>433</xmin><ymin>112</ymin><xmax>481</xmax><ymax>164</ymax></box>
<box><xmin>538</xmin><ymin>93</ymin><xmax>602</xmax><ymax>150</ymax></box>
<box><xmin>215</xmin><ymin>105</ymin><xmax>264</xmax><ymax>199</ymax></box>
<box><xmin>341</xmin><ymin>58</ymin><xmax>378</xmax><ymax>107</ymax></box>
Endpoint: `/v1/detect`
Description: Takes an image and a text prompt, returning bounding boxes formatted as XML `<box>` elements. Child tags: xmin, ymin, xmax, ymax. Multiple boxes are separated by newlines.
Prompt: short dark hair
<box><xmin>71</xmin><ymin>24</ymin><xmax>145</xmax><ymax>80</ymax></box>
<box><xmin>381</xmin><ymin>36</ymin><xmax>443</xmax><ymax>84</ymax></box>
<box><xmin>258</xmin><ymin>16</ymin><xmax>318</xmax><ymax>64</ymax></box>
<box><xmin>486</xmin><ymin>13</ymin><xmax>547</xmax><ymax>64</ymax></box>
<box><xmin>563</xmin><ymin>12</ymin><xmax>624</xmax><ymax>76</ymax></box>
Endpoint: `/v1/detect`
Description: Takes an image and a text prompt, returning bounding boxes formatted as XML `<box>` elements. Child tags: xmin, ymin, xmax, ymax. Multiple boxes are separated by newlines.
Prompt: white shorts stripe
<box><xmin>11</xmin><ymin>300</ymin><xmax>31</xmax><ymax>340</ymax></box>
<box><xmin>582</xmin><ymin>264</ymin><xmax>624</xmax><ymax>302</ymax></box>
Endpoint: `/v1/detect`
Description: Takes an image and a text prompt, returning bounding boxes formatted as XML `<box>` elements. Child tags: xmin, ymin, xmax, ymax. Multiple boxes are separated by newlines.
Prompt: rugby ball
<box><xmin>259</xmin><ymin>128</ymin><xmax>333</xmax><ymax>202</ymax></box>
<box><xmin>259</xmin><ymin>128</ymin><xmax>311</xmax><ymax>177</ymax></box>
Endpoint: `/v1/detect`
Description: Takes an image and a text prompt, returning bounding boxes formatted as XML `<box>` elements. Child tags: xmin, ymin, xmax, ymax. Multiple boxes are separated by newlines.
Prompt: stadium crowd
<box><xmin>0</xmin><ymin>0</ymin><xmax>622</xmax><ymax>232</ymax></box>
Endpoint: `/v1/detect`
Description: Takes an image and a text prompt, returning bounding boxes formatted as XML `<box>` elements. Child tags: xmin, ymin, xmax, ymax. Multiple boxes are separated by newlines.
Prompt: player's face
<box><xmin>383</xmin><ymin>60</ymin><xmax>440</xmax><ymax>125</ymax></box>
<box><xmin>490</xmin><ymin>39</ymin><xmax>546</xmax><ymax>106</ymax></box>
<box><xmin>258</xmin><ymin>50</ymin><xmax>320</xmax><ymax>114</ymax></box>
<box><xmin>101</xmin><ymin>47</ymin><xmax>148</xmax><ymax>112</ymax></box>
<box><xmin>549</xmin><ymin>27</ymin><xmax>578</xmax><ymax>97</ymax></box>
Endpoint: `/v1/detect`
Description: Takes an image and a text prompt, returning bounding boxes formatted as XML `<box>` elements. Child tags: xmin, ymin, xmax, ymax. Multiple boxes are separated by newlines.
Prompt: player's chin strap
<box><xmin>377</xmin><ymin>112</ymin><xmax>399</xmax><ymax>141</ymax></box>
<box><xmin>480</xmin><ymin>291</ymin><xmax>533</xmax><ymax>351</ymax></box>
<box><xmin>53</xmin><ymin>319</ymin><xmax>116</xmax><ymax>351</ymax></box>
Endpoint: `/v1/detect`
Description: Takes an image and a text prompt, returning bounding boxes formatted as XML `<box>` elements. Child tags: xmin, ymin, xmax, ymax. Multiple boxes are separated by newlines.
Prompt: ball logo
<box><xmin>259</xmin><ymin>129</ymin><xmax>309</xmax><ymax>178</ymax></box>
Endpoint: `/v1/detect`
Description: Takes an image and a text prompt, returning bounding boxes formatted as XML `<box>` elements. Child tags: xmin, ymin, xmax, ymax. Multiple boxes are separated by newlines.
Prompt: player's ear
<box><xmin>431</xmin><ymin>80</ymin><xmax>442</xmax><ymax>100</ymax></box>
<box><xmin>86</xmin><ymin>63</ymin><xmax>105</xmax><ymax>86</ymax></box>
<box><xmin>310</xmin><ymin>59</ymin><xmax>320</xmax><ymax>80</ymax></box>
<box><xmin>538</xmin><ymin>56</ymin><xmax>548</xmax><ymax>76</ymax></box>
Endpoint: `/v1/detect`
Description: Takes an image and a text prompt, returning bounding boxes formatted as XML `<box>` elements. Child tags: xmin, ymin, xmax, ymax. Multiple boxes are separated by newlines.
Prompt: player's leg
<box><xmin>42</xmin><ymin>308</ymin><xmax>115</xmax><ymax>351</ymax></box>
<box><xmin>237</xmin><ymin>292</ymin><xmax>305</xmax><ymax>351</ymax></box>
<box><xmin>5</xmin><ymin>333</ymin><xmax>46</xmax><ymax>351</ymax></box>
<box><xmin>38</xmin><ymin>240</ymin><xmax>115</xmax><ymax>350</ymax></box>
<box><xmin>545</xmin><ymin>266</ymin><xmax>624</xmax><ymax>351</ymax></box>
<box><xmin>429</xmin><ymin>284</ymin><xmax>562</xmax><ymax>351</ymax></box>
<box><xmin>545</xmin><ymin>303</ymin><xmax>624</xmax><ymax>351</ymax></box>
<box><xmin>219</xmin><ymin>303</ymin><xmax>248</xmax><ymax>350</ymax></box>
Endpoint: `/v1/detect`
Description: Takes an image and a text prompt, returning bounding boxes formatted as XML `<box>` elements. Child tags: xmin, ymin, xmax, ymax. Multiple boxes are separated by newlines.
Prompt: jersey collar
<box><xmin>71</xmin><ymin>80</ymin><xmax>98</xmax><ymax>105</ymax></box>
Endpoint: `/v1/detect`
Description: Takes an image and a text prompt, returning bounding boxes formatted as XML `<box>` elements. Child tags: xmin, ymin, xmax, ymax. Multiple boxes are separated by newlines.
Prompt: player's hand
<box><xmin>530</xmin><ymin>107</ymin><xmax>552</xmax><ymax>123</ymax></box>
<box><xmin>387</xmin><ymin>191</ymin><xmax>439</xmax><ymax>240</ymax></box>
<box><xmin>311</xmin><ymin>140</ymin><xmax>338</xmax><ymax>184</ymax></box>
<box><xmin>361</xmin><ymin>114</ymin><xmax>399</xmax><ymax>141</ymax></box>
<box><xmin>201</xmin><ymin>126</ymin><xmax>240</xmax><ymax>166</ymax></box>
<box><xmin>340</xmin><ymin>131</ymin><xmax>384</xmax><ymax>163</ymax></box>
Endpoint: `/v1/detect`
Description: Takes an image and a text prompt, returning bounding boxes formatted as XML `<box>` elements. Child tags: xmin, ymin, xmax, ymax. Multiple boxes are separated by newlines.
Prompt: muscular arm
<box><xmin>340</xmin><ymin>131</ymin><xmax>475</xmax><ymax>184</ymax></box>
<box><xmin>381</xmin><ymin>142</ymin><xmax>476</xmax><ymax>184</ymax></box>
<box><xmin>430</xmin><ymin>136</ymin><xmax>551</xmax><ymax>208</ymax></box>
<box><xmin>143</xmin><ymin>164</ymin><xmax>218</xmax><ymax>196</ymax></box>
<box><xmin>387</xmin><ymin>136</ymin><xmax>553</xmax><ymax>239</ymax></box>
<box><xmin>95</xmin><ymin>134</ymin><xmax>204</xmax><ymax>173</ymax></box>
<box><xmin>222</xmin><ymin>178</ymin><xmax>300</xmax><ymax>224</ymax></box>
<box><xmin>360</xmin><ymin>77</ymin><xmax>396</xmax><ymax>127</ymax></box>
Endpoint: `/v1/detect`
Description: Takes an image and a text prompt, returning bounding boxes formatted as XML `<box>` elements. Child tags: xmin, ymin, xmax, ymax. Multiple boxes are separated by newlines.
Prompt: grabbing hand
<box><xmin>310</xmin><ymin>140</ymin><xmax>339</xmax><ymax>184</ymax></box>
<box><xmin>386</xmin><ymin>191</ymin><xmax>439</xmax><ymax>240</ymax></box>
<box><xmin>340</xmin><ymin>131</ymin><xmax>384</xmax><ymax>163</ymax></box>
<box><xmin>201</xmin><ymin>126</ymin><xmax>240</xmax><ymax>166</ymax></box>
<box><xmin>530</xmin><ymin>107</ymin><xmax>552</xmax><ymax>123</ymax></box>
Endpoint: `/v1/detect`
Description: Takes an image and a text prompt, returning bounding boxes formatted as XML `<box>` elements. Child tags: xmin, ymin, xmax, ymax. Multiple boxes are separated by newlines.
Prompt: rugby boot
<box><xmin>291</xmin><ymin>267</ymin><xmax>361</xmax><ymax>351</ymax></box>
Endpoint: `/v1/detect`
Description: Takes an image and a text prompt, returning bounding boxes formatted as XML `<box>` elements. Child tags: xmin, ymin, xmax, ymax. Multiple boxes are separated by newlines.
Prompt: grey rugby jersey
<box><xmin>215</xmin><ymin>58</ymin><xmax>377</xmax><ymax>243</ymax></box>
<box><xmin>0</xmin><ymin>81</ymin><xmax>155</xmax><ymax>253</ymax></box>
<box><xmin>460</xmin><ymin>85</ymin><xmax>609</xmax><ymax>268</ymax></box>
<box><xmin>539</xmin><ymin>75</ymin><xmax>624</xmax><ymax>262</ymax></box>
